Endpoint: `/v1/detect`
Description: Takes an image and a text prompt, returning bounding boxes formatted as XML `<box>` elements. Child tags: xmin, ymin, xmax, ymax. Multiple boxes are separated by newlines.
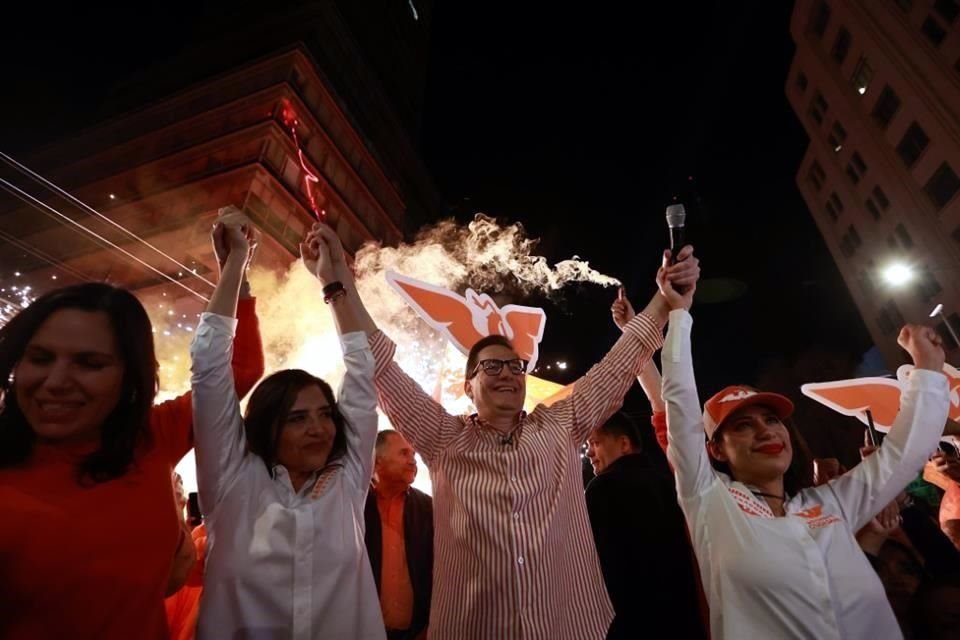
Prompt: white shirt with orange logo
<box><xmin>190</xmin><ymin>315</ymin><xmax>385</xmax><ymax>640</ymax></box>
<box><xmin>662</xmin><ymin>309</ymin><xmax>950</xmax><ymax>640</ymax></box>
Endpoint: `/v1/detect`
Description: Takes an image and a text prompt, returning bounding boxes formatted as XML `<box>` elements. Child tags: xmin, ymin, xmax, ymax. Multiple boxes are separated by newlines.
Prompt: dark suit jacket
<box><xmin>364</xmin><ymin>486</ymin><xmax>434</xmax><ymax>636</ymax></box>
<box><xmin>586</xmin><ymin>453</ymin><xmax>707</xmax><ymax>640</ymax></box>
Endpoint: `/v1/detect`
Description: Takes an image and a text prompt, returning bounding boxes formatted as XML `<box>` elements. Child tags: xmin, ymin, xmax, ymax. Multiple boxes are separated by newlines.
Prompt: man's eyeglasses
<box><xmin>472</xmin><ymin>358</ymin><xmax>529</xmax><ymax>377</ymax></box>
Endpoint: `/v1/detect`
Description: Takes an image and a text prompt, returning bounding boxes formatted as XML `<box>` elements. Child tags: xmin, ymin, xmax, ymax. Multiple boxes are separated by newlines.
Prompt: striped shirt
<box><xmin>368</xmin><ymin>312</ymin><xmax>663</xmax><ymax>640</ymax></box>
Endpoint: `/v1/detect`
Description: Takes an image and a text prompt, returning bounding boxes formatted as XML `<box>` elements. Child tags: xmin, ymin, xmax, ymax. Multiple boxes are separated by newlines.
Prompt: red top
<box><xmin>0</xmin><ymin>298</ymin><xmax>263</xmax><ymax>640</ymax></box>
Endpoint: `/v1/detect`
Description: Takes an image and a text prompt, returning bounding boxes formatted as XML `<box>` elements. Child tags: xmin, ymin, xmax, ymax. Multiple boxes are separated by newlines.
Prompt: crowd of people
<box><xmin>2</xmin><ymin>206</ymin><xmax>959</xmax><ymax>639</ymax></box>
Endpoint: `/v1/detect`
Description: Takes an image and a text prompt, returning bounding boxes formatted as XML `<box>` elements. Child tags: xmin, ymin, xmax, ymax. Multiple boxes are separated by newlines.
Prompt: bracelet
<box><xmin>323</xmin><ymin>281</ymin><xmax>346</xmax><ymax>304</ymax></box>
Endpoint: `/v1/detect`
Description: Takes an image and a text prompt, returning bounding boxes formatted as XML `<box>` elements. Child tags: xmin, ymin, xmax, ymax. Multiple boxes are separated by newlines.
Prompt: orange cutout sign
<box><xmin>801</xmin><ymin>363</ymin><xmax>960</xmax><ymax>431</ymax></box>
<box><xmin>386</xmin><ymin>271</ymin><xmax>547</xmax><ymax>370</ymax></box>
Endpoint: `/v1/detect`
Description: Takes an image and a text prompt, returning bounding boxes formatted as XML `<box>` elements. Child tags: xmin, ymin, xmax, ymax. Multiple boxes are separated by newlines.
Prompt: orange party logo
<box><xmin>800</xmin><ymin>363</ymin><xmax>960</xmax><ymax>431</ymax></box>
<box><xmin>386</xmin><ymin>271</ymin><xmax>547</xmax><ymax>370</ymax></box>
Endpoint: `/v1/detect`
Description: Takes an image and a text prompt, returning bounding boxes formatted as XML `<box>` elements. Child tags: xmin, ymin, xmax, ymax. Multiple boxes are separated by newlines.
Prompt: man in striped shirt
<box><xmin>342</xmin><ymin>245</ymin><xmax>699</xmax><ymax>639</ymax></box>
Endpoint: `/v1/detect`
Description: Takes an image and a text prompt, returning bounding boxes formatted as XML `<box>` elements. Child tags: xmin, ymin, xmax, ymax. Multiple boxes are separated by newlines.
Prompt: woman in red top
<box><xmin>0</xmin><ymin>245</ymin><xmax>263</xmax><ymax>638</ymax></box>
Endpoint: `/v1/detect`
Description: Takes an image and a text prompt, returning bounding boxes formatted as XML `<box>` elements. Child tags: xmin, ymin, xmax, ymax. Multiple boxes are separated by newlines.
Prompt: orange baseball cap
<box><xmin>703</xmin><ymin>385</ymin><xmax>794</xmax><ymax>439</ymax></box>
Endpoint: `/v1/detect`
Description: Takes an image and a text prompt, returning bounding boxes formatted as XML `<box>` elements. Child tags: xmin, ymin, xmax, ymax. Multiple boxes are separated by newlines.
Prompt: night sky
<box><xmin>420</xmin><ymin>2</ymin><xmax>872</xmax><ymax>397</ymax></box>
<box><xmin>1</xmin><ymin>1</ymin><xmax>873</xmax><ymax>410</ymax></box>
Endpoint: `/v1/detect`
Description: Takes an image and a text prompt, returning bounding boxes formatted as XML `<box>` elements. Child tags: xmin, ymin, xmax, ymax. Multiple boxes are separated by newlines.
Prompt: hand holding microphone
<box><xmin>666</xmin><ymin>204</ymin><xmax>686</xmax><ymax>266</ymax></box>
<box><xmin>657</xmin><ymin>203</ymin><xmax>700</xmax><ymax>310</ymax></box>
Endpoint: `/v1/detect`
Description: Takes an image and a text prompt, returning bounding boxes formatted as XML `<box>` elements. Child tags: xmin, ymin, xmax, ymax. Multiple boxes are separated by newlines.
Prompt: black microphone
<box><xmin>499</xmin><ymin>432</ymin><xmax>514</xmax><ymax>446</ymax></box>
<box><xmin>665</xmin><ymin>203</ymin><xmax>686</xmax><ymax>265</ymax></box>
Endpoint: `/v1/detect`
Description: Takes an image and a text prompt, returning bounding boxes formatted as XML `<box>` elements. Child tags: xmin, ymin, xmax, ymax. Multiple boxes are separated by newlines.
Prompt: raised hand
<box><xmin>933</xmin><ymin>450</ymin><xmax>960</xmax><ymax>483</ymax></box>
<box><xmin>300</xmin><ymin>222</ymin><xmax>348</xmax><ymax>285</ymax></box>
<box><xmin>212</xmin><ymin>206</ymin><xmax>257</xmax><ymax>269</ymax></box>
<box><xmin>611</xmin><ymin>286</ymin><xmax>636</xmax><ymax>331</ymax></box>
<box><xmin>655</xmin><ymin>246</ymin><xmax>700</xmax><ymax>311</ymax></box>
<box><xmin>897</xmin><ymin>323</ymin><xmax>946</xmax><ymax>372</ymax></box>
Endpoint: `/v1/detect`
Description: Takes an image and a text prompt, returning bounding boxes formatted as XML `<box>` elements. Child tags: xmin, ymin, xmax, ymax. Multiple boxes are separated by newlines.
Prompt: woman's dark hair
<box><xmin>708</xmin><ymin>414</ymin><xmax>813</xmax><ymax>497</ymax></box>
<box><xmin>243</xmin><ymin>369</ymin><xmax>347</xmax><ymax>471</ymax></box>
<box><xmin>0</xmin><ymin>283</ymin><xmax>158</xmax><ymax>483</ymax></box>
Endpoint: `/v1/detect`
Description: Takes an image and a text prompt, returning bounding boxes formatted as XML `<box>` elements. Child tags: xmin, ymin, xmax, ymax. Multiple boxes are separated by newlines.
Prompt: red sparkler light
<box><xmin>279</xmin><ymin>99</ymin><xmax>326</xmax><ymax>223</ymax></box>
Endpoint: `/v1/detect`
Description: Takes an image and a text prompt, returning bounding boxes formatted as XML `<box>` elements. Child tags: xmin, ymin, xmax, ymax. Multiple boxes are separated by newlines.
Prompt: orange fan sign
<box><xmin>801</xmin><ymin>363</ymin><xmax>960</xmax><ymax>431</ymax></box>
<box><xmin>386</xmin><ymin>271</ymin><xmax>548</xmax><ymax>370</ymax></box>
<box><xmin>386</xmin><ymin>271</ymin><xmax>572</xmax><ymax>409</ymax></box>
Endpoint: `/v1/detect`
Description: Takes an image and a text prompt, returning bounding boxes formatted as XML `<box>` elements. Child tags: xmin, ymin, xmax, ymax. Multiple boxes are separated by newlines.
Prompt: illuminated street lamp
<box><xmin>882</xmin><ymin>262</ymin><xmax>914</xmax><ymax>287</ymax></box>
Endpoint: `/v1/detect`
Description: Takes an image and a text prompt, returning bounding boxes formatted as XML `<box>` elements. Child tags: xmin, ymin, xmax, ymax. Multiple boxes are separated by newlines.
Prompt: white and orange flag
<box><xmin>386</xmin><ymin>271</ymin><xmax>571</xmax><ymax>409</ymax></box>
<box><xmin>801</xmin><ymin>363</ymin><xmax>960</xmax><ymax>431</ymax></box>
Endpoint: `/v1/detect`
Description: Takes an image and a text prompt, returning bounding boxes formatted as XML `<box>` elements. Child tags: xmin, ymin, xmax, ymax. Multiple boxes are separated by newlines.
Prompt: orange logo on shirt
<box><xmin>794</xmin><ymin>504</ymin><xmax>841</xmax><ymax>529</ymax></box>
<box><xmin>794</xmin><ymin>505</ymin><xmax>823</xmax><ymax>519</ymax></box>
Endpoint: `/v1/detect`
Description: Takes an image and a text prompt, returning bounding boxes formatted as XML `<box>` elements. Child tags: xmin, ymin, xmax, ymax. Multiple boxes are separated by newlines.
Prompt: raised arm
<box><xmin>821</xmin><ymin>325</ymin><xmax>949</xmax><ymax>531</ymax></box>
<box><xmin>190</xmin><ymin>208</ymin><xmax>257</xmax><ymax>511</ymax></box>
<box><xmin>554</xmin><ymin>250</ymin><xmax>699</xmax><ymax>445</ymax></box>
<box><xmin>657</xmin><ymin>250</ymin><xmax>716</xmax><ymax>502</ymax></box>
<box><xmin>304</xmin><ymin>223</ymin><xmax>461</xmax><ymax>465</ymax></box>
<box><xmin>301</xmin><ymin>223</ymin><xmax>379</xmax><ymax>491</ymax></box>
<box><xmin>612</xmin><ymin>288</ymin><xmax>670</xmax><ymax>457</ymax></box>
<box><xmin>149</xmin><ymin>270</ymin><xmax>263</xmax><ymax>465</ymax></box>
<box><xmin>552</xmin><ymin>295</ymin><xmax>666</xmax><ymax>445</ymax></box>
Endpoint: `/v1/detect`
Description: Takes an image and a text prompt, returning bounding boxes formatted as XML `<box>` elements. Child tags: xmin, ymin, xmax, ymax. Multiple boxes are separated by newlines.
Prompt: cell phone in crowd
<box><xmin>187</xmin><ymin>492</ymin><xmax>203</xmax><ymax>527</ymax></box>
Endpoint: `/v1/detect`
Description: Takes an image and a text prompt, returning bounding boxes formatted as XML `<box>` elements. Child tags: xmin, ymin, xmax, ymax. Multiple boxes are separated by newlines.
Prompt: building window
<box><xmin>826</xmin><ymin>192</ymin><xmax>844</xmax><ymax>221</ymax></box>
<box><xmin>809</xmin><ymin>92</ymin><xmax>829</xmax><ymax>125</ymax></box>
<box><xmin>841</xmin><ymin>225</ymin><xmax>863</xmax><ymax>257</ymax></box>
<box><xmin>866</xmin><ymin>186</ymin><xmax>890</xmax><ymax>221</ymax></box>
<box><xmin>918</xmin><ymin>265</ymin><xmax>943</xmax><ymax>300</ymax></box>
<box><xmin>896</xmin><ymin>122</ymin><xmax>930</xmax><ymax>168</ymax></box>
<box><xmin>828</xmin><ymin>121</ymin><xmax>847</xmax><ymax>152</ymax></box>
<box><xmin>826</xmin><ymin>200</ymin><xmax>839</xmax><ymax>221</ymax></box>
<box><xmin>878</xmin><ymin>300</ymin><xmax>905</xmax><ymax>335</ymax></box>
<box><xmin>922</xmin><ymin>16</ymin><xmax>948</xmax><ymax>47</ymax></box>
<box><xmin>848</xmin><ymin>225</ymin><xmax>863</xmax><ymax>249</ymax></box>
<box><xmin>871</xmin><ymin>85</ymin><xmax>901</xmax><ymax>130</ymax></box>
<box><xmin>935</xmin><ymin>0</ymin><xmax>959</xmax><ymax>23</ymax></box>
<box><xmin>796</xmin><ymin>71</ymin><xmax>809</xmax><ymax>93</ymax></box>
<box><xmin>831</xmin><ymin>27</ymin><xmax>852</xmax><ymax>65</ymax></box>
<box><xmin>846</xmin><ymin>152</ymin><xmax>868</xmax><ymax>184</ymax></box>
<box><xmin>894</xmin><ymin>223</ymin><xmax>914</xmax><ymax>249</ymax></box>
<box><xmin>830</xmin><ymin>192</ymin><xmax>844</xmax><ymax>214</ymax></box>
<box><xmin>850</xmin><ymin>57</ymin><xmax>873</xmax><ymax>95</ymax></box>
<box><xmin>925</xmin><ymin>162</ymin><xmax>960</xmax><ymax>210</ymax></box>
<box><xmin>872</xmin><ymin>185</ymin><xmax>890</xmax><ymax>210</ymax></box>
<box><xmin>811</xmin><ymin>1</ymin><xmax>831</xmax><ymax>37</ymax></box>
<box><xmin>808</xmin><ymin>161</ymin><xmax>827</xmax><ymax>191</ymax></box>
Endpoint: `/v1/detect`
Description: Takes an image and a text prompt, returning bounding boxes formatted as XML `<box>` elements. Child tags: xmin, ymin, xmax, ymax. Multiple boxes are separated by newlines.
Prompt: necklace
<box><xmin>751</xmin><ymin>490</ymin><xmax>787</xmax><ymax>501</ymax></box>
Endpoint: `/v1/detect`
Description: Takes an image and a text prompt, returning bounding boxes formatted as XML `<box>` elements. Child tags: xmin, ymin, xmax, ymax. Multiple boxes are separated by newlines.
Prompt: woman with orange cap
<box><xmin>656</xmin><ymin>250</ymin><xmax>950</xmax><ymax>640</ymax></box>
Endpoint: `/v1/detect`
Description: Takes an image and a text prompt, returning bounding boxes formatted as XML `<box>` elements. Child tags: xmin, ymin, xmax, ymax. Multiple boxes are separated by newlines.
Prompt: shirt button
<box><xmin>513</xmin><ymin>512</ymin><xmax>520</xmax><ymax>520</ymax></box>
<box><xmin>518</xmin><ymin>556</ymin><xmax>524</xmax><ymax>565</ymax></box>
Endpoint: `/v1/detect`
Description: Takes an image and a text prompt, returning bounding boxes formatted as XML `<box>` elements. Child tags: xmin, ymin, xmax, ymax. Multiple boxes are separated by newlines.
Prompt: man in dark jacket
<box><xmin>585</xmin><ymin>412</ymin><xmax>706</xmax><ymax>640</ymax></box>
<box><xmin>365</xmin><ymin>430</ymin><xmax>433</xmax><ymax>640</ymax></box>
